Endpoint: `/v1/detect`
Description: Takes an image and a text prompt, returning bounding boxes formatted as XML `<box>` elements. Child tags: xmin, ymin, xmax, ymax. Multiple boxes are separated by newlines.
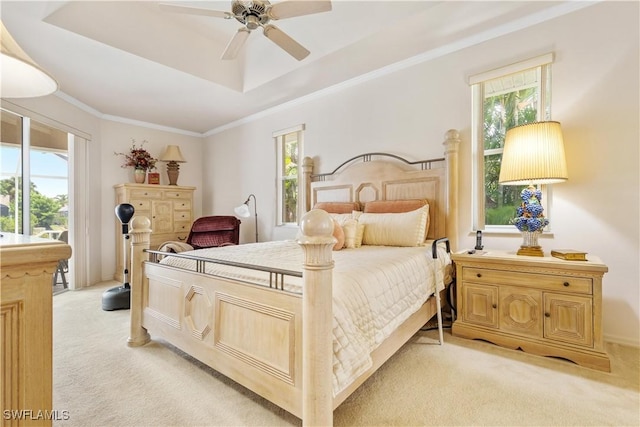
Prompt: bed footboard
<box><xmin>127</xmin><ymin>211</ymin><xmax>337</xmax><ymax>426</ymax></box>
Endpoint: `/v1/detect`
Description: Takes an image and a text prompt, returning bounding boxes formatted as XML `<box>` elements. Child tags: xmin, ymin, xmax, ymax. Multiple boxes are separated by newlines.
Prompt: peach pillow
<box><xmin>313</xmin><ymin>202</ymin><xmax>360</xmax><ymax>214</ymax></box>
<box><xmin>332</xmin><ymin>219</ymin><xmax>345</xmax><ymax>251</ymax></box>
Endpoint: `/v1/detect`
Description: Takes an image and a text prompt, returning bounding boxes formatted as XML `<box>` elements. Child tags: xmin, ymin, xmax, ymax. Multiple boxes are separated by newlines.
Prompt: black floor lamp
<box><xmin>102</xmin><ymin>203</ymin><xmax>135</xmax><ymax>311</ymax></box>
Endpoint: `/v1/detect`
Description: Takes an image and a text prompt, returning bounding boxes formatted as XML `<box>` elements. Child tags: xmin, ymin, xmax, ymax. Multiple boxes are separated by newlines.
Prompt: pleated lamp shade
<box><xmin>499</xmin><ymin>121</ymin><xmax>568</xmax><ymax>185</ymax></box>
<box><xmin>1</xmin><ymin>21</ymin><xmax>58</xmax><ymax>98</ymax></box>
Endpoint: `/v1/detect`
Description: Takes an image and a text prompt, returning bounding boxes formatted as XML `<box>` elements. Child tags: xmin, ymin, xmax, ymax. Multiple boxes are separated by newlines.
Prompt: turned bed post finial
<box><xmin>127</xmin><ymin>215</ymin><xmax>151</xmax><ymax>347</ymax></box>
<box><xmin>296</xmin><ymin>209</ymin><xmax>336</xmax><ymax>427</ymax></box>
<box><xmin>301</xmin><ymin>156</ymin><xmax>314</xmax><ymax>215</ymax></box>
<box><xmin>443</xmin><ymin>129</ymin><xmax>461</xmax><ymax>252</ymax></box>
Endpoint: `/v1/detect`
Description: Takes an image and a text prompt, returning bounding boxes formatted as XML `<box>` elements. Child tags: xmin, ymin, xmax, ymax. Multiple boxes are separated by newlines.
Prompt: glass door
<box><xmin>1</xmin><ymin>109</ymin><xmax>70</xmax><ymax>291</ymax></box>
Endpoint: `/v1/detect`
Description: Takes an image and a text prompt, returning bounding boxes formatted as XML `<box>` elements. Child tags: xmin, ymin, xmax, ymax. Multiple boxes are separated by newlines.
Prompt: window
<box><xmin>471</xmin><ymin>54</ymin><xmax>553</xmax><ymax>230</ymax></box>
<box><xmin>274</xmin><ymin>125</ymin><xmax>304</xmax><ymax>226</ymax></box>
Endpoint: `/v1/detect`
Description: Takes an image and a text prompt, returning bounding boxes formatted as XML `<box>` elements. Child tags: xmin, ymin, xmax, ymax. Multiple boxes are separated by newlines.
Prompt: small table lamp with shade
<box><xmin>498</xmin><ymin>121</ymin><xmax>568</xmax><ymax>256</ymax></box>
<box><xmin>159</xmin><ymin>145</ymin><xmax>186</xmax><ymax>185</ymax></box>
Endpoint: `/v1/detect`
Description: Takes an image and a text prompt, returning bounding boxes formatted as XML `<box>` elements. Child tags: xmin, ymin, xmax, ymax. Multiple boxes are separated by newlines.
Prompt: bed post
<box><xmin>127</xmin><ymin>216</ymin><xmax>151</xmax><ymax>347</ymax></box>
<box><xmin>301</xmin><ymin>156</ymin><xmax>314</xmax><ymax>214</ymax></box>
<box><xmin>296</xmin><ymin>209</ymin><xmax>336</xmax><ymax>427</ymax></box>
<box><xmin>443</xmin><ymin>129</ymin><xmax>461</xmax><ymax>252</ymax></box>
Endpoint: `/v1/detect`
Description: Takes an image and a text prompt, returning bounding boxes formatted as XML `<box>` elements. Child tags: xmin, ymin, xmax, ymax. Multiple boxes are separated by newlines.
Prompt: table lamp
<box><xmin>159</xmin><ymin>145</ymin><xmax>186</xmax><ymax>185</ymax></box>
<box><xmin>499</xmin><ymin>121</ymin><xmax>568</xmax><ymax>256</ymax></box>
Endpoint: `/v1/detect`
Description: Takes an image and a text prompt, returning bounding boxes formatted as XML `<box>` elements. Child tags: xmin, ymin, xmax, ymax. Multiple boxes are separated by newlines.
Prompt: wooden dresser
<box><xmin>451</xmin><ymin>250</ymin><xmax>610</xmax><ymax>371</ymax></box>
<box><xmin>114</xmin><ymin>184</ymin><xmax>195</xmax><ymax>282</ymax></box>
<box><xmin>1</xmin><ymin>233</ymin><xmax>71</xmax><ymax>426</ymax></box>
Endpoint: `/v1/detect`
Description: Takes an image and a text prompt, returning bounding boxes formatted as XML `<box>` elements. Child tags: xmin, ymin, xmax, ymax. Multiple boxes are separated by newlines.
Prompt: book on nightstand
<box><xmin>551</xmin><ymin>249</ymin><xmax>587</xmax><ymax>261</ymax></box>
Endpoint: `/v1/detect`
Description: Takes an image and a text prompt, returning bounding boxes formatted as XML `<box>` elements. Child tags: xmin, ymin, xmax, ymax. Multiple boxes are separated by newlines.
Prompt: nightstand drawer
<box><xmin>462</xmin><ymin>267</ymin><xmax>592</xmax><ymax>295</ymax></box>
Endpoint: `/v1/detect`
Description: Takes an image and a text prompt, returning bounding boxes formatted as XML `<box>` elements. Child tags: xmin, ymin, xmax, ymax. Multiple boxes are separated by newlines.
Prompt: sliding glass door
<box><xmin>1</xmin><ymin>109</ymin><xmax>70</xmax><ymax>287</ymax></box>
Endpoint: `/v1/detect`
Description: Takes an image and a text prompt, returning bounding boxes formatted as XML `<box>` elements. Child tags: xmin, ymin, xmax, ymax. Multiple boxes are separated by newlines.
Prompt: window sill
<box><xmin>468</xmin><ymin>229</ymin><xmax>555</xmax><ymax>239</ymax></box>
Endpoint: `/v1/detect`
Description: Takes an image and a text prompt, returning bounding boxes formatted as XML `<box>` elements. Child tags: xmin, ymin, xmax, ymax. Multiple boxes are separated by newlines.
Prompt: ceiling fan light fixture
<box><xmin>245</xmin><ymin>15</ymin><xmax>260</xmax><ymax>30</ymax></box>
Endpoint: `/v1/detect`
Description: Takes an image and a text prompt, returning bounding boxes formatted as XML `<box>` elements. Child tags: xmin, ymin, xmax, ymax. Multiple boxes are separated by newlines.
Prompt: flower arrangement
<box><xmin>510</xmin><ymin>185</ymin><xmax>549</xmax><ymax>232</ymax></box>
<box><xmin>115</xmin><ymin>139</ymin><xmax>157</xmax><ymax>171</ymax></box>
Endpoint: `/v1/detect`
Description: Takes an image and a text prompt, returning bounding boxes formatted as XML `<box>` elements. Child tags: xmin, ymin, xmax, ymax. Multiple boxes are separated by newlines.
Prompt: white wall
<box><xmin>205</xmin><ymin>2</ymin><xmax>639</xmax><ymax>345</ymax></box>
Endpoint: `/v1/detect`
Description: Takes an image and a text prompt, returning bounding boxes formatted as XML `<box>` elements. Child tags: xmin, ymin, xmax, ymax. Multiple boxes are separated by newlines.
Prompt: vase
<box><xmin>518</xmin><ymin>230</ymin><xmax>543</xmax><ymax>257</ymax></box>
<box><xmin>134</xmin><ymin>168</ymin><xmax>146</xmax><ymax>184</ymax></box>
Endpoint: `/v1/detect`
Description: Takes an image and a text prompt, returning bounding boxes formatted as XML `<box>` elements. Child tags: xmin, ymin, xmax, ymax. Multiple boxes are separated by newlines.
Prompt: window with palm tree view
<box><xmin>275</xmin><ymin>125</ymin><xmax>303</xmax><ymax>226</ymax></box>
<box><xmin>477</xmin><ymin>64</ymin><xmax>550</xmax><ymax>228</ymax></box>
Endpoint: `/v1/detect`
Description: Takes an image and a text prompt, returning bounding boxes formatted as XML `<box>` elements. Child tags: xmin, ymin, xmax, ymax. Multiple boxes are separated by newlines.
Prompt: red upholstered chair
<box><xmin>186</xmin><ymin>216</ymin><xmax>241</xmax><ymax>249</ymax></box>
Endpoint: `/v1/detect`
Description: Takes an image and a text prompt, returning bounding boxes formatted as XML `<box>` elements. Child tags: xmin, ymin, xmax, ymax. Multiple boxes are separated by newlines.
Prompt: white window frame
<box><xmin>274</xmin><ymin>124</ymin><xmax>304</xmax><ymax>227</ymax></box>
<box><xmin>470</xmin><ymin>54</ymin><xmax>554</xmax><ymax>233</ymax></box>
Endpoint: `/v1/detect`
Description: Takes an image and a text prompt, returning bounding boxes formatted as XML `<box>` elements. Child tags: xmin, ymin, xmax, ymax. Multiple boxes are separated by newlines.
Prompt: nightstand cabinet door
<box><xmin>544</xmin><ymin>292</ymin><xmax>593</xmax><ymax>347</ymax></box>
<box><xmin>499</xmin><ymin>286</ymin><xmax>543</xmax><ymax>338</ymax></box>
<box><xmin>462</xmin><ymin>283</ymin><xmax>498</xmax><ymax>328</ymax></box>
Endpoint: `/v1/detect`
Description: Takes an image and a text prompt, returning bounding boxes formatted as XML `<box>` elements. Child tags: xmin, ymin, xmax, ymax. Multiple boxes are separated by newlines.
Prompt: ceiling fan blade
<box><xmin>221</xmin><ymin>27</ymin><xmax>251</xmax><ymax>60</ymax></box>
<box><xmin>268</xmin><ymin>1</ymin><xmax>332</xmax><ymax>20</ymax></box>
<box><xmin>158</xmin><ymin>3</ymin><xmax>233</xmax><ymax>19</ymax></box>
<box><xmin>263</xmin><ymin>25</ymin><xmax>310</xmax><ymax>61</ymax></box>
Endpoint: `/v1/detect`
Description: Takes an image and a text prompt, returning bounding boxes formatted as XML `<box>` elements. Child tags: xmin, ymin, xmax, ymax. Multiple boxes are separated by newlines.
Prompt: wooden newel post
<box><xmin>296</xmin><ymin>209</ymin><xmax>336</xmax><ymax>427</ymax></box>
<box><xmin>127</xmin><ymin>215</ymin><xmax>151</xmax><ymax>347</ymax></box>
<box><xmin>443</xmin><ymin>129</ymin><xmax>461</xmax><ymax>253</ymax></box>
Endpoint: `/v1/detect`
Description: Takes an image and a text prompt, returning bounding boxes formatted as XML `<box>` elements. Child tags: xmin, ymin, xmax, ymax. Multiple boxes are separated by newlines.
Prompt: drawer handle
<box><xmin>545</xmin><ymin>312</ymin><xmax>551</xmax><ymax>318</ymax></box>
<box><xmin>563</xmin><ymin>282</ymin><xmax>570</xmax><ymax>287</ymax></box>
<box><xmin>178</xmin><ymin>236</ymin><xmax>185</xmax><ymax>241</ymax></box>
<box><xmin>476</xmin><ymin>273</ymin><xmax>482</xmax><ymax>278</ymax></box>
<box><xmin>492</xmin><ymin>304</ymin><xmax>497</xmax><ymax>309</ymax></box>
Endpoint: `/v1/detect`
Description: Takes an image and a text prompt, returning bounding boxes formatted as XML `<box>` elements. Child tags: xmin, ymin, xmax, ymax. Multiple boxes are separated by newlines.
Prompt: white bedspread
<box><xmin>159</xmin><ymin>240</ymin><xmax>451</xmax><ymax>395</ymax></box>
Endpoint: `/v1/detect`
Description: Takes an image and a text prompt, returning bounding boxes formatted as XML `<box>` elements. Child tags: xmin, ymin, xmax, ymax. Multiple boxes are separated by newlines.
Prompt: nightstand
<box><xmin>451</xmin><ymin>250</ymin><xmax>610</xmax><ymax>371</ymax></box>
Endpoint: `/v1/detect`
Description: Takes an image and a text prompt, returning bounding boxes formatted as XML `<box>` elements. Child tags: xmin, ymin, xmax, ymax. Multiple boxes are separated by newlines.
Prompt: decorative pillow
<box><xmin>329</xmin><ymin>213</ymin><xmax>353</xmax><ymax>227</ymax></box>
<box><xmin>363</xmin><ymin>200</ymin><xmax>430</xmax><ymax>240</ymax></box>
<box><xmin>332</xmin><ymin>219</ymin><xmax>345</xmax><ymax>251</ymax></box>
<box><xmin>342</xmin><ymin>218</ymin><xmax>365</xmax><ymax>249</ymax></box>
<box><xmin>313</xmin><ymin>202</ymin><xmax>360</xmax><ymax>214</ymax></box>
<box><xmin>357</xmin><ymin>205</ymin><xmax>429</xmax><ymax>247</ymax></box>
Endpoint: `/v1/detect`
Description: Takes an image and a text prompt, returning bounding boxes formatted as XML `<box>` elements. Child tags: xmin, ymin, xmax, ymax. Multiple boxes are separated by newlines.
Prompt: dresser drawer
<box><xmin>130</xmin><ymin>188</ymin><xmax>163</xmax><ymax>199</ymax></box>
<box><xmin>129</xmin><ymin>199</ymin><xmax>151</xmax><ymax>211</ymax></box>
<box><xmin>174</xmin><ymin>221</ymin><xmax>191</xmax><ymax>234</ymax></box>
<box><xmin>173</xmin><ymin>200</ymin><xmax>192</xmax><ymax>211</ymax></box>
<box><xmin>164</xmin><ymin>190</ymin><xmax>191</xmax><ymax>200</ymax></box>
<box><xmin>462</xmin><ymin>267</ymin><xmax>592</xmax><ymax>295</ymax></box>
<box><xmin>173</xmin><ymin>210</ymin><xmax>192</xmax><ymax>222</ymax></box>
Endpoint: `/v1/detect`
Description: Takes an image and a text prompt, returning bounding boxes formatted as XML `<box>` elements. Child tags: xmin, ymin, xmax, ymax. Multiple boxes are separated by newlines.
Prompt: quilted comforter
<box><xmin>160</xmin><ymin>240</ymin><xmax>451</xmax><ymax>395</ymax></box>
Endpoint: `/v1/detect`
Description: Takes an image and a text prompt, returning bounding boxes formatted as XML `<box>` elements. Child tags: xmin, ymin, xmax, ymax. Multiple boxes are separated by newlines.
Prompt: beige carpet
<box><xmin>53</xmin><ymin>282</ymin><xmax>639</xmax><ymax>427</ymax></box>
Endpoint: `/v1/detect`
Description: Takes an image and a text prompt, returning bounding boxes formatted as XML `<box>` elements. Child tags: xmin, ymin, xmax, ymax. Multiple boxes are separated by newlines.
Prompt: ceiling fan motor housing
<box><xmin>232</xmin><ymin>0</ymin><xmax>271</xmax><ymax>29</ymax></box>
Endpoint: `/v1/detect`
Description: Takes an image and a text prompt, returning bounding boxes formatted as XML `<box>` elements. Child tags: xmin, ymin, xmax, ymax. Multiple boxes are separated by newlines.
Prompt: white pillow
<box><xmin>329</xmin><ymin>213</ymin><xmax>354</xmax><ymax>227</ymax></box>
<box><xmin>357</xmin><ymin>205</ymin><xmax>429</xmax><ymax>247</ymax></box>
<box><xmin>342</xmin><ymin>218</ymin><xmax>365</xmax><ymax>249</ymax></box>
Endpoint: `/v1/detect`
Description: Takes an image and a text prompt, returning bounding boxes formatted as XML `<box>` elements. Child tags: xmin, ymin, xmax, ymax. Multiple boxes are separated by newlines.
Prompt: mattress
<box><xmin>159</xmin><ymin>240</ymin><xmax>451</xmax><ymax>395</ymax></box>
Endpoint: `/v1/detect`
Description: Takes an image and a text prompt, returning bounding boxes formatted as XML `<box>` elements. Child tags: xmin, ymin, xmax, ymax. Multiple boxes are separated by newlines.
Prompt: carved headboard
<box><xmin>301</xmin><ymin>130</ymin><xmax>461</xmax><ymax>247</ymax></box>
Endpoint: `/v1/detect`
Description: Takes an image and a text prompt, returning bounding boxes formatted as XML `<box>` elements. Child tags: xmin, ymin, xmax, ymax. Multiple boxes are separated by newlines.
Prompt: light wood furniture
<box><xmin>1</xmin><ymin>233</ymin><xmax>71</xmax><ymax>426</ymax></box>
<box><xmin>451</xmin><ymin>250</ymin><xmax>610</xmax><ymax>371</ymax></box>
<box><xmin>126</xmin><ymin>130</ymin><xmax>461</xmax><ymax>426</ymax></box>
<box><xmin>114</xmin><ymin>183</ymin><xmax>194</xmax><ymax>282</ymax></box>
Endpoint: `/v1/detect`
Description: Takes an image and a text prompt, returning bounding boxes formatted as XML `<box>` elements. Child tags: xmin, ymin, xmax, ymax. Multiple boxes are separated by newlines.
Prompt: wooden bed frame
<box><xmin>126</xmin><ymin>130</ymin><xmax>460</xmax><ymax>426</ymax></box>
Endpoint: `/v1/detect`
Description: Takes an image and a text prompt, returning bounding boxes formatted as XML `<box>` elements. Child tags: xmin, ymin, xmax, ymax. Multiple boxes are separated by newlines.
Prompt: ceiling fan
<box><xmin>159</xmin><ymin>1</ymin><xmax>332</xmax><ymax>61</ymax></box>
